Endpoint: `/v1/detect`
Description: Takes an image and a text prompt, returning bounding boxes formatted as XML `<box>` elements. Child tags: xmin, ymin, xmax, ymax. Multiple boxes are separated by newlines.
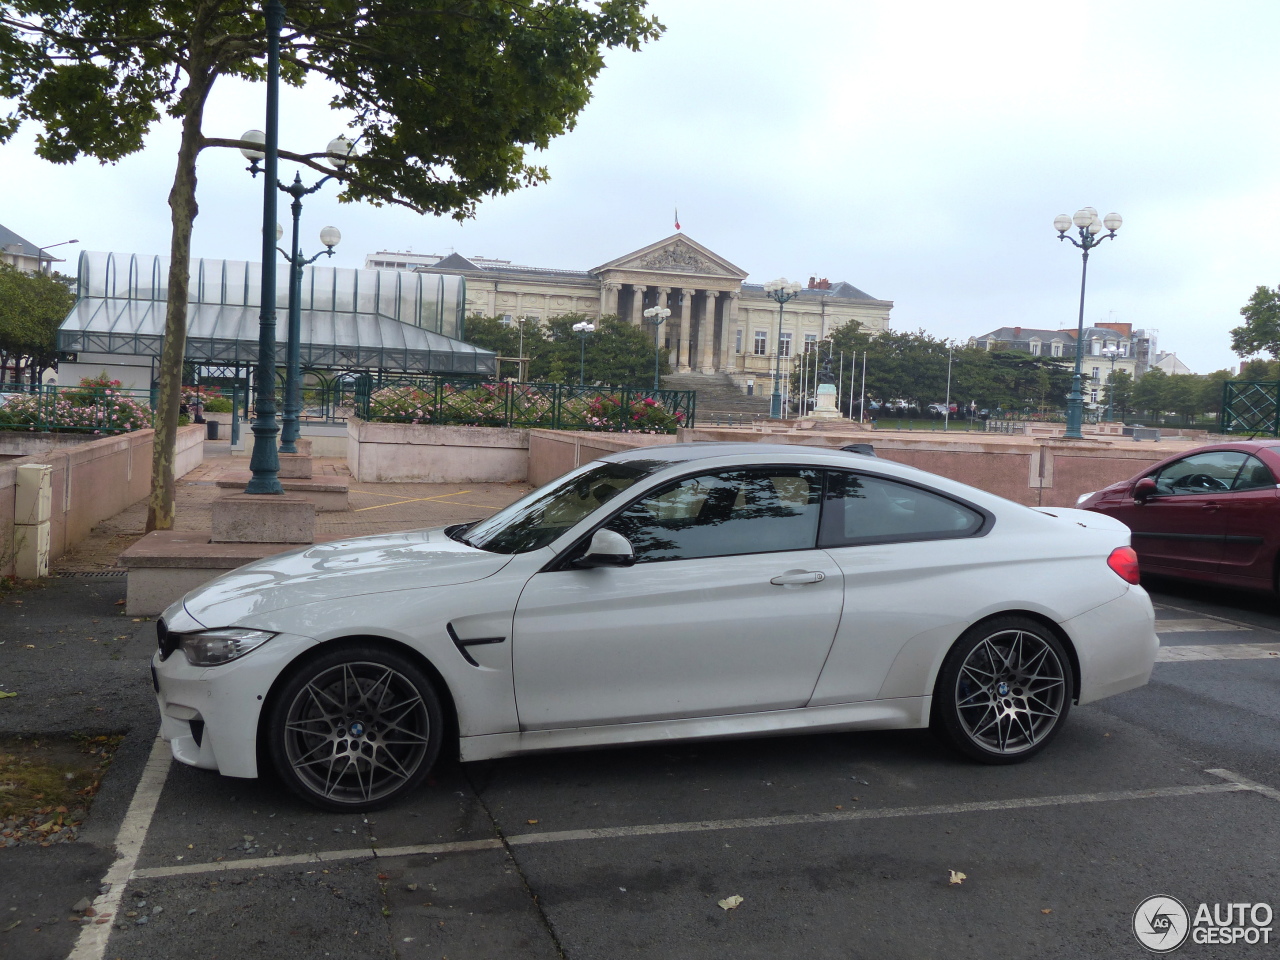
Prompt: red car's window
<box><xmin>1152</xmin><ymin>451</ymin><xmax>1248</xmax><ymax>495</ymax></box>
<box><xmin>1231</xmin><ymin>455</ymin><xmax>1276</xmax><ymax>491</ymax></box>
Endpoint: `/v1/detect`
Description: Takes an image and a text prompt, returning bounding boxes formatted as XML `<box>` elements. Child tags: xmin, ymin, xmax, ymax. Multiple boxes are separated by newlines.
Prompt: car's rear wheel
<box><xmin>932</xmin><ymin>616</ymin><xmax>1072</xmax><ymax>764</ymax></box>
<box><xmin>266</xmin><ymin>643</ymin><xmax>442</xmax><ymax>811</ymax></box>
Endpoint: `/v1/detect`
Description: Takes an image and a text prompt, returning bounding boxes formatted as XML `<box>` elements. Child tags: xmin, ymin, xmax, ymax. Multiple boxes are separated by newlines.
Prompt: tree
<box><xmin>1197</xmin><ymin>369</ymin><xmax>1234</xmax><ymax>422</ymax></box>
<box><xmin>1231</xmin><ymin>284</ymin><xmax>1280</xmax><ymax>361</ymax></box>
<box><xmin>1105</xmin><ymin>369</ymin><xmax>1133</xmax><ymax>420</ymax></box>
<box><xmin>0</xmin><ymin>1</ymin><xmax>662</xmax><ymax>530</ymax></box>
<box><xmin>539</xmin><ymin>314</ymin><xmax>667</xmax><ymax>389</ymax></box>
<box><xmin>0</xmin><ymin>264</ymin><xmax>75</xmax><ymax>386</ymax></box>
<box><xmin>1131</xmin><ymin>367</ymin><xmax>1168</xmax><ymax>420</ymax></box>
<box><xmin>1163</xmin><ymin>373</ymin><xmax>1200</xmax><ymax>425</ymax></box>
<box><xmin>462</xmin><ymin>315</ymin><xmax>548</xmax><ymax>379</ymax></box>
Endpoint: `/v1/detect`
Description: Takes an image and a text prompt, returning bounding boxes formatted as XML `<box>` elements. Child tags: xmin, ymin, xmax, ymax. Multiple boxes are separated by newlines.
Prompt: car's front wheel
<box><xmin>266</xmin><ymin>643</ymin><xmax>443</xmax><ymax>811</ymax></box>
<box><xmin>932</xmin><ymin>616</ymin><xmax>1072</xmax><ymax>764</ymax></box>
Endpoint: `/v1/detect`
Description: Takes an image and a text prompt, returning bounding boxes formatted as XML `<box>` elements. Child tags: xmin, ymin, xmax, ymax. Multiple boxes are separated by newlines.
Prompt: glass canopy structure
<box><xmin>57</xmin><ymin>251</ymin><xmax>495</xmax><ymax>375</ymax></box>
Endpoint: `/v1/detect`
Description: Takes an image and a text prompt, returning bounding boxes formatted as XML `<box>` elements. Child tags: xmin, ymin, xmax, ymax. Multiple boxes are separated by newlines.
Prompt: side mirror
<box><xmin>1132</xmin><ymin>477</ymin><xmax>1158</xmax><ymax>503</ymax></box>
<box><xmin>571</xmin><ymin>528</ymin><xmax>636</xmax><ymax>568</ymax></box>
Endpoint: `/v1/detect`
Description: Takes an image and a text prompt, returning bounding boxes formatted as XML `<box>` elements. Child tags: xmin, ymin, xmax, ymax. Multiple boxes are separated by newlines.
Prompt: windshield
<box><xmin>463</xmin><ymin>459</ymin><xmax>665</xmax><ymax>554</ymax></box>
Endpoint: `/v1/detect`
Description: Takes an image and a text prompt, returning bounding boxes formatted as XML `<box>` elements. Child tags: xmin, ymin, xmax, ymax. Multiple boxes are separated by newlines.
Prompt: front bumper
<box><xmin>152</xmin><ymin>630</ymin><xmax>319</xmax><ymax>779</ymax></box>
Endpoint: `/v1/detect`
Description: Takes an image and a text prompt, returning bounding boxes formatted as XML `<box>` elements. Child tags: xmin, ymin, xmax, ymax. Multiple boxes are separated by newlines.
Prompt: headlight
<box><xmin>1076</xmin><ymin>491</ymin><xmax>1096</xmax><ymax>506</ymax></box>
<box><xmin>177</xmin><ymin>629</ymin><xmax>276</xmax><ymax>666</ymax></box>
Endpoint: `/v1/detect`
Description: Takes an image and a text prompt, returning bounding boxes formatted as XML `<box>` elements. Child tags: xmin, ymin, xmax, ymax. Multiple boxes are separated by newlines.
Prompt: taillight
<box><xmin>1107</xmin><ymin>546</ymin><xmax>1141</xmax><ymax>584</ymax></box>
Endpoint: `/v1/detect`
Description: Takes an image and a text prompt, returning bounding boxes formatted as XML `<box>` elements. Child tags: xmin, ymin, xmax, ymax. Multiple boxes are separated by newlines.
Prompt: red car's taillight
<box><xmin>1107</xmin><ymin>546</ymin><xmax>1141</xmax><ymax>584</ymax></box>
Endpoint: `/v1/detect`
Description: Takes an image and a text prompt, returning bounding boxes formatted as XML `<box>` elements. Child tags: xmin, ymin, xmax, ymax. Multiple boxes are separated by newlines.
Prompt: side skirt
<box><xmin>459</xmin><ymin>697</ymin><xmax>931</xmax><ymax>763</ymax></box>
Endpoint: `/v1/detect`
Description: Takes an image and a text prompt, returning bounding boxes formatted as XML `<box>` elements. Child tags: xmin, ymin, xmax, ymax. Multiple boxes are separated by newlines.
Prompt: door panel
<box><xmin>512</xmin><ymin>551</ymin><xmax>843</xmax><ymax>728</ymax></box>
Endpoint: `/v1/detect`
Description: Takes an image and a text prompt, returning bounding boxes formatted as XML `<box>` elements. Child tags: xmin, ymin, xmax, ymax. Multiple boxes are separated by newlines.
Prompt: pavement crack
<box><xmin>462</xmin><ymin>765</ymin><xmax>568</xmax><ymax>960</ymax></box>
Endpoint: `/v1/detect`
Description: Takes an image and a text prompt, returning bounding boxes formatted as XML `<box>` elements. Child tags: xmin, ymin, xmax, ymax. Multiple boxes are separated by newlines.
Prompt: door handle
<box><xmin>770</xmin><ymin>571</ymin><xmax>826</xmax><ymax>585</ymax></box>
<box><xmin>1201</xmin><ymin>503</ymin><xmax>1220</xmax><ymax>511</ymax></box>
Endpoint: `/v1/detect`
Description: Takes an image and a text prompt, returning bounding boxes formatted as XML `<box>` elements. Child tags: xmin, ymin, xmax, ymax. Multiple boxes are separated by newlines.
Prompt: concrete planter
<box><xmin>347</xmin><ymin>418</ymin><xmax>531</xmax><ymax>483</ymax></box>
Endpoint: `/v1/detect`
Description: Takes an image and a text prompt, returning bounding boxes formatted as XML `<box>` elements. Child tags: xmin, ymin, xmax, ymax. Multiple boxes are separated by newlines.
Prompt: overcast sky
<box><xmin>5</xmin><ymin>0</ymin><xmax>1279</xmax><ymax>374</ymax></box>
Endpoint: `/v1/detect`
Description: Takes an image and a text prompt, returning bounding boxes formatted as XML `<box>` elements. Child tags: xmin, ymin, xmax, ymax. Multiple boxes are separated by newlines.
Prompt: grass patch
<box><xmin>0</xmin><ymin>733</ymin><xmax>123</xmax><ymax>826</ymax></box>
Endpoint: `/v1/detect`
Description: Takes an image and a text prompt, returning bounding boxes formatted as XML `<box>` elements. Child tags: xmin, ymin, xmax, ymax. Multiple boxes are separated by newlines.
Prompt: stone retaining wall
<box><xmin>347</xmin><ymin>419</ymin><xmax>532</xmax><ymax>483</ymax></box>
<box><xmin>0</xmin><ymin>425</ymin><xmax>204</xmax><ymax>577</ymax></box>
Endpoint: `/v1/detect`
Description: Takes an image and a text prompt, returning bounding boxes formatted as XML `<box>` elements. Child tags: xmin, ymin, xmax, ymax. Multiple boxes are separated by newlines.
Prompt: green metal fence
<box><xmin>0</xmin><ymin>382</ymin><xmax>155</xmax><ymax>434</ymax></box>
<box><xmin>357</xmin><ymin>376</ymin><xmax>696</xmax><ymax>433</ymax></box>
<box><xmin>1220</xmin><ymin>381</ymin><xmax>1280</xmax><ymax>436</ymax></box>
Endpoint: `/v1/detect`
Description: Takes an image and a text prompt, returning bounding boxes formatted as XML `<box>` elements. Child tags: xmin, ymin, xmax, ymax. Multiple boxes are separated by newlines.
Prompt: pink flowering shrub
<box><xmin>0</xmin><ymin>375</ymin><xmax>153</xmax><ymax>434</ymax></box>
<box><xmin>365</xmin><ymin>380</ymin><xmax>684</xmax><ymax>433</ymax></box>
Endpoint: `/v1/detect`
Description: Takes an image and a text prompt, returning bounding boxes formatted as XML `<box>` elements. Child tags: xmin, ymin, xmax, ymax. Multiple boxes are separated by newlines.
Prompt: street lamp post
<box><xmin>242</xmin><ymin>136</ymin><xmax>353</xmax><ymax>454</ymax></box>
<box><xmin>36</xmin><ymin>239</ymin><xmax>78</xmax><ymax>276</ymax></box>
<box><xmin>240</xmin><ymin>0</ymin><xmax>286</xmax><ymax>494</ymax></box>
<box><xmin>1102</xmin><ymin>345</ymin><xmax>1120</xmax><ymax>421</ymax></box>
<box><xmin>501</xmin><ymin>315</ymin><xmax>530</xmax><ymax>380</ymax></box>
<box><xmin>763</xmin><ymin>278</ymin><xmax>801</xmax><ymax>419</ymax></box>
<box><xmin>1054</xmin><ymin>207</ymin><xmax>1122</xmax><ymax>439</ymax></box>
<box><xmin>572</xmin><ymin>321</ymin><xmax>596</xmax><ymax>385</ymax></box>
<box><xmin>643</xmin><ymin>305</ymin><xmax>671</xmax><ymax>392</ymax></box>
<box><xmin>280</xmin><ymin>220</ymin><xmax>340</xmax><ymax>451</ymax></box>
<box><xmin>944</xmin><ymin>342</ymin><xmax>954</xmax><ymax>431</ymax></box>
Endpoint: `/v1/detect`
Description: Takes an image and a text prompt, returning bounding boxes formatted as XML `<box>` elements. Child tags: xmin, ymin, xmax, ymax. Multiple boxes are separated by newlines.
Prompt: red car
<box><xmin>1078</xmin><ymin>439</ymin><xmax>1280</xmax><ymax>593</ymax></box>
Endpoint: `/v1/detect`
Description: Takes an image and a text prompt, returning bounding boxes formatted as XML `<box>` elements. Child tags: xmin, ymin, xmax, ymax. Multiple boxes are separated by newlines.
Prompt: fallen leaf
<box><xmin>526</xmin><ymin>819</ymin><xmax>539</xmax><ymax>825</ymax></box>
<box><xmin>0</xmin><ymin>692</ymin><xmax>16</xmax><ymax>699</ymax></box>
<box><xmin>114</xmin><ymin>600</ymin><xmax>125</xmax><ymax>606</ymax></box>
<box><xmin>718</xmin><ymin>895</ymin><xmax>744</xmax><ymax>911</ymax></box>
<box><xmin>1041</xmin><ymin>909</ymin><xmax>1053</xmax><ymax>914</ymax></box>
<box><xmin>948</xmin><ymin>870</ymin><xmax>967</xmax><ymax>885</ymax></box>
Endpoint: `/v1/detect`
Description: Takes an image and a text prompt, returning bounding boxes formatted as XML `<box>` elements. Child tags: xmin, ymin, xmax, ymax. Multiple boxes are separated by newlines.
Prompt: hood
<box><xmin>181</xmin><ymin>527</ymin><xmax>514</xmax><ymax>627</ymax></box>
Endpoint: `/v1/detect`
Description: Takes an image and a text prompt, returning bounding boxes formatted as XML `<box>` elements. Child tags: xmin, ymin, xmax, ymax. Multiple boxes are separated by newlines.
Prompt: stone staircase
<box><xmin>661</xmin><ymin>372</ymin><xmax>771</xmax><ymax>424</ymax></box>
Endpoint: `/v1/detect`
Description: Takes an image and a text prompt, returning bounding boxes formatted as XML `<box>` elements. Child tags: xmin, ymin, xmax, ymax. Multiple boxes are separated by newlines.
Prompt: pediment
<box><xmin>592</xmin><ymin>234</ymin><xmax>748</xmax><ymax>280</ymax></box>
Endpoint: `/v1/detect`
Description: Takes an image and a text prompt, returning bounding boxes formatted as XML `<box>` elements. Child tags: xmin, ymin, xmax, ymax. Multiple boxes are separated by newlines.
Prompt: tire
<box><xmin>266</xmin><ymin>643</ymin><xmax>443</xmax><ymax>812</ymax></box>
<box><xmin>932</xmin><ymin>616</ymin><xmax>1072</xmax><ymax>764</ymax></box>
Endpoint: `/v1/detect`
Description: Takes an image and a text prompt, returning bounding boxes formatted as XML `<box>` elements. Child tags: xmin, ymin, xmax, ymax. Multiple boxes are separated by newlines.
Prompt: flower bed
<box><xmin>364</xmin><ymin>380</ymin><xmax>687</xmax><ymax>433</ymax></box>
<box><xmin>0</xmin><ymin>375</ymin><xmax>152</xmax><ymax>434</ymax></box>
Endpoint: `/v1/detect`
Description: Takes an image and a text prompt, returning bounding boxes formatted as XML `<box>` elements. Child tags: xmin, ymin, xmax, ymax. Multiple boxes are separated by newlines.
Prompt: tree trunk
<box><xmin>145</xmin><ymin>60</ymin><xmax>216</xmax><ymax>532</ymax></box>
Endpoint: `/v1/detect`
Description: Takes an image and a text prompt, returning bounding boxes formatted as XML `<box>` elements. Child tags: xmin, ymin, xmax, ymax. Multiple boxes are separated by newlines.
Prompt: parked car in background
<box><xmin>154</xmin><ymin>443</ymin><xmax>1157</xmax><ymax>811</ymax></box>
<box><xmin>1078</xmin><ymin>440</ymin><xmax>1280</xmax><ymax>593</ymax></box>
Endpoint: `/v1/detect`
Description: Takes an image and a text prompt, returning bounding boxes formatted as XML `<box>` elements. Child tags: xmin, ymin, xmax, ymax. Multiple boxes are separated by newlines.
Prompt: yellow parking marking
<box><xmin>354</xmin><ymin>490</ymin><xmax>481</xmax><ymax>512</ymax></box>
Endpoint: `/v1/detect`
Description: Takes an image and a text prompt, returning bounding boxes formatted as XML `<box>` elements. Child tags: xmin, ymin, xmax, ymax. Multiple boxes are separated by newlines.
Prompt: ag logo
<box><xmin>1134</xmin><ymin>895</ymin><xmax>1191</xmax><ymax>953</ymax></box>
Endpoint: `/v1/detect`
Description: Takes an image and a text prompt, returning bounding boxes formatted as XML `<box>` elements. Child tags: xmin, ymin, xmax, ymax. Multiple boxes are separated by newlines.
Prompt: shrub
<box><xmin>0</xmin><ymin>374</ymin><xmax>152</xmax><ymax>434</ymax></box>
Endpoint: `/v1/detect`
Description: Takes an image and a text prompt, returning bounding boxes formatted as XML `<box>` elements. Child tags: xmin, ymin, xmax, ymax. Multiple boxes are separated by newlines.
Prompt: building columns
<box><xmin>720</xmin><ymin>291</ymin><xmax>740</xmax><ymax>372</ymax></box>
<box><xmin>677</xmin><ymin>290</ymin><xmax>692</xmax><ymax>371</ymax></box>
<box><xmin>698</xmin><ymin>290</ymin><xmax>719</xmax><ymax>372</ymax></box>
<box><xmin>654</xmin><ymin>286</ymin><xmax>671</xmax><ymax>329</ymax></box>
<box><xmin>600</xmin><ymin>281</ymin><xmax>621</xmax><ymax>317</ymax></box>
<box><xmin>629</xmin><ymin>284</ymin><xmax>648</xmax><ymax>326</ymax></box>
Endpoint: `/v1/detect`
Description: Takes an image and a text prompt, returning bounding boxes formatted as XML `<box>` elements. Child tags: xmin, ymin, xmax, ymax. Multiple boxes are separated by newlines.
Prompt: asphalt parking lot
<box><xmin>3</xmin><ymin>573</ymin><xmax>1279</xmax><ymax>960</ymax></box>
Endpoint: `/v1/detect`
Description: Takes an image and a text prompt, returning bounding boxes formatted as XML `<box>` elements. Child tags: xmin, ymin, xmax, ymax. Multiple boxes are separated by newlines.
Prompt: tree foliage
<box><xmin>806</xmin><ymin>324</ymin><xmax>1076</xmax><ymax>416</ymax></box>
<box><xmin>0</xmin><ymin>264</ymin><xmax>75</xmax><ymax>386</ymax></box>
<box><xmin>464</xmin><ymin>313</ymin><xmax>669</xmax><ymax>390</ymax></box>
<box><xmin>1231</xmin><ymin>284</ymin><xmax>1280</xmax><ymax>361</ymax></box>
<box><xmin>0</xmin><ymin>0</ymin><xmax>662</xmax><ymax>529</ymax></box>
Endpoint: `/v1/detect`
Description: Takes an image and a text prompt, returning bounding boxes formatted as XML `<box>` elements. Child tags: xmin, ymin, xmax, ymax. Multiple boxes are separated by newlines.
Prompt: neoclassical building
<box><xmin>367</xmin><ymin>234</ymin><xmax>893</xmax><ymax>392</ymax></box>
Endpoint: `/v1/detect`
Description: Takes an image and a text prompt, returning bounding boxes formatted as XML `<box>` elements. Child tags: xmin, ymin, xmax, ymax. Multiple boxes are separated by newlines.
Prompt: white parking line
<box><xmin>1155</xmin><ymin>618</ymin><xmax>1250</xmax><ymax>634</ymax></box>
<box><xmin>70</xmin><ymin>735</ymin><xmax>172</xmax><ymax>960</ymax></box>
<box><xmin>1154</xmin><ymin>602</ymin><xmax>1278</xmax><ymax>634</ymax></box>
<box><xmin>1156</xmin><ymin>643</ymin><xmax>1280</xmax><ymax>662</ymax></box>
<box><xmin>130</xmin><ymin>769</ymin><xmax>1276</xmax><ymax>881</ymax></box>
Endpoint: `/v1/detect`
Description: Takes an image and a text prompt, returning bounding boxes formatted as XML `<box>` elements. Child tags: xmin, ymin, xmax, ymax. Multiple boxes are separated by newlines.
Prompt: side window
<box><xmin>607</xmin><ymin>468</ymin><xmax>821</xmax><ymax>563</ymax></box>
<box><xmin>1231</xmin><ymin>454</ymin><xmax>1275</xmax><ymax>491</ymax></box>
<box><xmin>1153</xmin><ymin>451</ymin><xmax>1248</xmax><ymax>496</ymax></box>
<box><xmin>819</xmin><ymin>472</ymin><xmax>985</xmax><ymax>547</ymax></box>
